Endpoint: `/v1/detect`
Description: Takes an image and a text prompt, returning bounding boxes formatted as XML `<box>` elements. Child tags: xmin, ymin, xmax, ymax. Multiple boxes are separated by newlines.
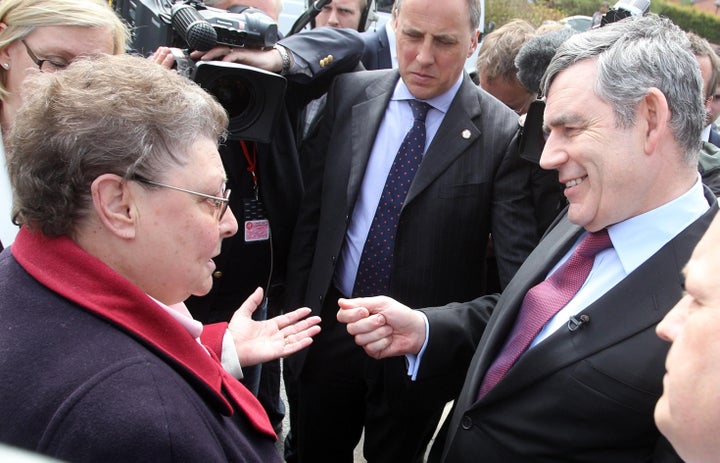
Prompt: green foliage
<box><xmin>551</xmin><ymin>0</ymin><xmax>604</xmax><ymax>16</ymax></box>
<box><xmin>485</xmin><ymin>0</ymin><xmax>564</xmax><ymax>29</ymax></box>
<box><xmin>485</xmin><ymin>0</ymin><xmax>720</xmax><ymax>46</ymax></box>
<box><xmin>653</xmin><ymin>1</ymin><xmax>720</xmax><ymax>44</ymax></box>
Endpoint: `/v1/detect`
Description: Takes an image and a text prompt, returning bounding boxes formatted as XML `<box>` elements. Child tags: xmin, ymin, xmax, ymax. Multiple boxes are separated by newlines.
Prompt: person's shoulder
<box><xmin>335</xmin><ymin>67</ymin><xmax>396</xmax><ymax>89</ymax></box>
<box><xmin>467</xmin><ymin>79</ymin><xmax>519</xmax><ymax>119</ymax></box>
<box><xmin>360</xmin><ymin>27</ymin><xmax>385</xmax><ymax>46</ymax></box>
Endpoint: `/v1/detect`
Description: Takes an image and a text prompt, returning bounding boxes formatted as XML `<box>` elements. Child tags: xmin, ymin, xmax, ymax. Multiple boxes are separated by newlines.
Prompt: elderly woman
<box><xmin>0</xmin><ymin>0</ymin><xmax>128</xmax><ymax>248</ymax></box>
<box><xmin>0</xmin><ymin>53</ymin><xmax>319</xmax><ymax>462</ymax></box>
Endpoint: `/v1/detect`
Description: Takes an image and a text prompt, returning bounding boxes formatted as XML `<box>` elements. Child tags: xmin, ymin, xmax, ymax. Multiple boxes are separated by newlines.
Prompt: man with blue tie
<box><xmin>338</xmin><ymin>13</ymin><xmax>719</xmax><ymax>463</ymax></box>
<box><xmin>284</xmin><ymin>0</ymin><xmax>539</xmax><ymax>461</ymax></box>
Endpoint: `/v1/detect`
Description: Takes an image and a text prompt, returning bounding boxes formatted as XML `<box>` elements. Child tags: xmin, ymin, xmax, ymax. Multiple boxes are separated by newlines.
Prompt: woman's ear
<box><xmin>91</xmin><ymin>174</ymin><xmax>138</xmax><ymax>240</ymax></box>
<box><xmin>0</xmin><ymin>23</ymin><xmax>13</xmax><ymax>66</ymax></box>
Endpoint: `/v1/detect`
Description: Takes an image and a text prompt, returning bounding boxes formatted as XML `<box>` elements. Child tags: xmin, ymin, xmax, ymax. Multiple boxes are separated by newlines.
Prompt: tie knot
<box><xmin>408</xmin><ymin>100</ymin><xmax>431</xmax><ymax>122</ymax></box>
<box><xmin>576</xmin><ymin>228</ymin><xmax>612</xmax><ymax>258</ymax></box>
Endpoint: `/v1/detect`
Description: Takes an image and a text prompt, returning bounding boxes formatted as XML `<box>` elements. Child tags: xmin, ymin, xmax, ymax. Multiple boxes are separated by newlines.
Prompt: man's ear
<box><xmin>91</xmin><ymin>174</ymin><xmax>138</xmax><ymax>240</ymax></box>
<box><xmin>640</xmin><ymin>87</ymin><xmax>670</xmax><ymax>156</ymax></box>
<box><xmin>467</xmin><ymin>28</ymin><xmax>480</xmax><ymax>58</ymax></box>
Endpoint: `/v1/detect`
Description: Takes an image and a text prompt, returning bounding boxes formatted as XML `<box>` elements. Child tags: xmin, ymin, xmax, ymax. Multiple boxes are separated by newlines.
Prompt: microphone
<box><xmin>310</xmin><ymin>0</ymin><xmax>332</xmax><ymax>12</ymax></box>
<box><xmin>171</xmin><ymin>3</ymin><xmax>218</xmax><ymax>51</ymax></box>
<box><xmin>567</xmin><ymin>314</ymin><xmax>590</xmax><ymax>332</ymax></box>
<box><xmin>287</xmin><ymin>0</ymin><xmax>332</xmax><ymax>36</ymax></box>
<box><xmin>515</xmin><ymin>27</ymin><xmax>575</xmax><ymax>95</ymax></box>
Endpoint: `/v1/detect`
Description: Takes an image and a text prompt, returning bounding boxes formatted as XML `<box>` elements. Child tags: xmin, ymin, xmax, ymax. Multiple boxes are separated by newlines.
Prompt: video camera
<box><xmin>113</xmin><ymin>0</ymin><xmax>287</xmax><ymax>142</ymax></box>
<box><xmin>599</xmin><ymin>0</ymin><xmax>651</xmax><ymax>28</ymax></box>
<box><xmin>518</xmin><ymin>0</ymin><xmax>651</xmax><ymax>165</ymax></box>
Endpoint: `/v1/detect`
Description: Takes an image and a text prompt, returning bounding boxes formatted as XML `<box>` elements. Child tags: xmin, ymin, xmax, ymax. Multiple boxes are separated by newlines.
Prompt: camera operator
<box><xmin>301</xmin><ymin>0</ymin><xmax>370</xmax><ymax>144</ymax></box>
<box><xmin>314</xmin><ymin>0</ymin><xmax>368</xmax><ymax>30</ymax></box>
<box><xmin>153</xmin><ymin>0</ymin><xmax>365</xmax><ymax>438</ymax></box>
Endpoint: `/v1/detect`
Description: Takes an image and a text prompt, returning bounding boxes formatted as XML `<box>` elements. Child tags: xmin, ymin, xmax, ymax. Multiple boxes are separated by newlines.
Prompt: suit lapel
<box><xmin>475</xmin><ymin>194</ymin><xmax>717</xmax><ymax>402</ymax></box>
<box><xmin>491</xmin><ymin>238</ymin><xmax>685</xmax><ymax>400</ymax></box>
<box><xmin>378</xmin><ymin>29</ymin><xmax>391</xmax><ymax>68</ymax></box>
<box><xmin>345</xmin><ymin>72</ymin><xmax>398</xmax><ymax>211</ymax></box>
<box><xmin>404</xmin><ymin>75</ymin><xmax>482</xmax><ymax>206</ymax></box>
<box><xmin>453</xmin><ymin>217</ymin><xmax>583</xmax><ymax>408</ymax></box>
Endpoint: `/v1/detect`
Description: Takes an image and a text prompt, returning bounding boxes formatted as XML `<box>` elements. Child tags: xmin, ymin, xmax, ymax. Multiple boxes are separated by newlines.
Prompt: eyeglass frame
<box><xmin>132</xmin><ymin>176</ymin><xmax>231</xmax><ymax>221</ymax></box>
<box><xmin>21</xmin><ymin>39</ymin><xmax>69</xmax><ymax>72</ymax></box>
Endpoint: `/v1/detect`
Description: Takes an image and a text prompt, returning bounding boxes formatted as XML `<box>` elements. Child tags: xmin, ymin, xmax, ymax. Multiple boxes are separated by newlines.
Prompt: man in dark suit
<box><xmin>709</xmin><ymin>125</ymin><xmax>720</xmax><ymax>147</ymax></box>
<box><xmin>285</xmin><ymin>0</ymin><xmax>539</xmax><ymax>461</ymax></box>
<box><xmin>687</xmin><ymin>32</ymin><xmax>720</xmax><ymax>151</ymax></box>
<box><xmin>338</xmin><ymin>14</ymin><xmax>718</xmax><ymax>462</ymax></box>
<box><xmin>360</xmin><ymin>0</ymin><xmax>395</xmax><ymax>70</ymax></box>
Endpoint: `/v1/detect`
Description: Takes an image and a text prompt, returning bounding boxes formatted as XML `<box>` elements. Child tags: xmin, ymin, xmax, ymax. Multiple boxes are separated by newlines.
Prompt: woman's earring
<box><xmin>2</xmin><ymin>63</ymin><xmax>9</xmax><ymax>70</ymax></box>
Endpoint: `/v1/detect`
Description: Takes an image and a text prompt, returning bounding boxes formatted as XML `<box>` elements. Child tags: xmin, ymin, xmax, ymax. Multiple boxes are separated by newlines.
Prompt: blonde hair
<box><xmin>0</xmin><ymin>0</ymin><xmax>129</xmax><ymax>101</ymax></box>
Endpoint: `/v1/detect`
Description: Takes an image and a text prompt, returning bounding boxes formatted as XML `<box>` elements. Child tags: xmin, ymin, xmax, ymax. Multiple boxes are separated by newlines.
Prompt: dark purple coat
<box><xmin>0</xmin><ymin>233</ymin><xmax>281</xmax><ymax>463</ymax></box>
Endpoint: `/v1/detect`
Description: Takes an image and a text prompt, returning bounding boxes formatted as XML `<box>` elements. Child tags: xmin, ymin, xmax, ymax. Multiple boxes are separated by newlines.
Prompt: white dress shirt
<box><xmin>408</xmin><ymin>175</ymin><xmax>709</xmax><ymax>379</ymax></box>
<box><xmin>532</xmin><ymin>175</ymin><xmax>708</xmax><ymax>346</ymax></box>
<box><xmin>385</xmin><ymin>21</ymin><xmax>398</xmax><ymax>69</ymax></box>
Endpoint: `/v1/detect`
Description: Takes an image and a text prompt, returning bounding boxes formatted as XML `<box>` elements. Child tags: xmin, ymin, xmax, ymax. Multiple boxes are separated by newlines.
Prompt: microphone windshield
<box><xmin>171</xmin><ymin>4</ymin><xmax>217</xmax><ymax>51</ymax></box>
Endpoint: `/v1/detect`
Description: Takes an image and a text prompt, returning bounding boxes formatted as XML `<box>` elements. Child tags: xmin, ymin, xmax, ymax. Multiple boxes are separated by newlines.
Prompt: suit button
<box><xmin>461</xmin><ymin>415</ymin><xmax>473</xmax><ymax>430</ymax></box>
<box><xmin>212</xmin><ymin>270</ymin><xmax>223</xmax><ymax>279</ymax></box>
<box><xmin>331</xmin><ymin>255</ymin><xmax>337</xmax><ymax>264</ymax></box>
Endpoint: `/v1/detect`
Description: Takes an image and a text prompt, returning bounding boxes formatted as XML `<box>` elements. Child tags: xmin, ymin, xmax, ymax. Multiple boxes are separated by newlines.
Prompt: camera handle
<box><xmin>287</xmin><ymin>0</ymin><xmax>332</xmax><ymax>36</ymax></box>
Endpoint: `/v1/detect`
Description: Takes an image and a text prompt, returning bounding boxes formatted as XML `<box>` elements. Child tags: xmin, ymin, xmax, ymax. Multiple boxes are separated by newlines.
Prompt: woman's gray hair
<box><xmin>541</xmin><ymin>14</ymin><xmax>705</xmax><ymax>165</ymax></box>
<box><xmin>7</xmin><ymin>54</ymin><xmax>228</xmax><ymax>237</ymax></box>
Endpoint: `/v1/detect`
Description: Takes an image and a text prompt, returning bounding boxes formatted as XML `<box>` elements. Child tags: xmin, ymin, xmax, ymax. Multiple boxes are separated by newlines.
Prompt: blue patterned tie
<box><xmin>353</xmin><ymin>100</ymin><xmax>431</xmax><ymax>297</ymax></box>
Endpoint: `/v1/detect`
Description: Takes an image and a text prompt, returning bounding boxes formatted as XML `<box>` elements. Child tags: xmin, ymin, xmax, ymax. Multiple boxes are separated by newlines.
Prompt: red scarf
<box><xmin>12</xmin><ymin>227</ymin><xmax>276</xmax><ymax>440</ymax></box>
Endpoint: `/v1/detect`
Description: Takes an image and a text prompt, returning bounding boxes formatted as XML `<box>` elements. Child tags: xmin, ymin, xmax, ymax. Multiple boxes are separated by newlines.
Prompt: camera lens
<box><xmin>210</xmin><ymin>77</ymin><xmax>255</xmax><ymax>120</ymax></box>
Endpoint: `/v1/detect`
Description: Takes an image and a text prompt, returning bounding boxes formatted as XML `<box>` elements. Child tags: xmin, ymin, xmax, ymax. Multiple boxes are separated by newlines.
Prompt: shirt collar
<box><xmin>385</xmin><ymin>21</ymin><xmax>398</xmax><ymax>67</ymax></box>
<box><xmin>149</xmin><ymin>296</ymin><xmax>204</xmax><ymax>340</ymax></box>
<box><xmin>701</xmin><ymin>124</ymin><xmax>712</xmax><ymax>143</ymax></box>
<box><xmin>391</xmin><ymin>72</ymin><xmax>464</xmax><ymax>114</ymax></box>
<box><xmin>608</xmin><ymin>175</ymin><xmax>709</xmax><ymax>274</ymax></box>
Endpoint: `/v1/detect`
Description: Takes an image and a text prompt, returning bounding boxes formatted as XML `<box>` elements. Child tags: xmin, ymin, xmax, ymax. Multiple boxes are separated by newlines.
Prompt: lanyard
<box><xmin>239</xmin><ymin>140</ymin><xmax>259</xmax><ymax>200</ymax></box>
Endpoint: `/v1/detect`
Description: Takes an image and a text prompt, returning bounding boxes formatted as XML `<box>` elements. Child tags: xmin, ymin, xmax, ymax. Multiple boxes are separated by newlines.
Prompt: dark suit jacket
<box><xmin>418</xmin><ymin>188</ymin><xmax>719</xmax><ymax>463</ymax></box>
<box><xmin>285</xmin><ymin>69</ymin><xmax>539</xmax><ymax>377</ymax></box>
<box><xmin>709</xmin><ymin>123</ymin><xmax>720</xmax><ymax>148</ymax></box>
<box><xmin>360</xmin><ymin>26</ymin><xmax>392</xmax><ymax>70</ymax></box>
<box><xmin>186</xmin><ymin>27</ymin><xmax>363</xmax><ymax>323</ymax></box>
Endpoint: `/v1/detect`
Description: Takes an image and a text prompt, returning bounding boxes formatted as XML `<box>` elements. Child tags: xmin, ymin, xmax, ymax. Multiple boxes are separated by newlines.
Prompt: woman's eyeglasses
<box><xmin>133</xmin><ymin>177</ymin><xmax>231</xmax><ymax>221</ymax></box>
<box><xmin>21</xmin><ymin>40</ymin><xmax>69</xmax><ymax>72</ymax></box>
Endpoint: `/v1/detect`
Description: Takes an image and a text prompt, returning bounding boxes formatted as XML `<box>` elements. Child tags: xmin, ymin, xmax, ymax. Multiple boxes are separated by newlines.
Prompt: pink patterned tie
<box><xmin>478</xmin><ymin>229</ymin><xmax>612</xmax><ymax>398</ymax></box>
